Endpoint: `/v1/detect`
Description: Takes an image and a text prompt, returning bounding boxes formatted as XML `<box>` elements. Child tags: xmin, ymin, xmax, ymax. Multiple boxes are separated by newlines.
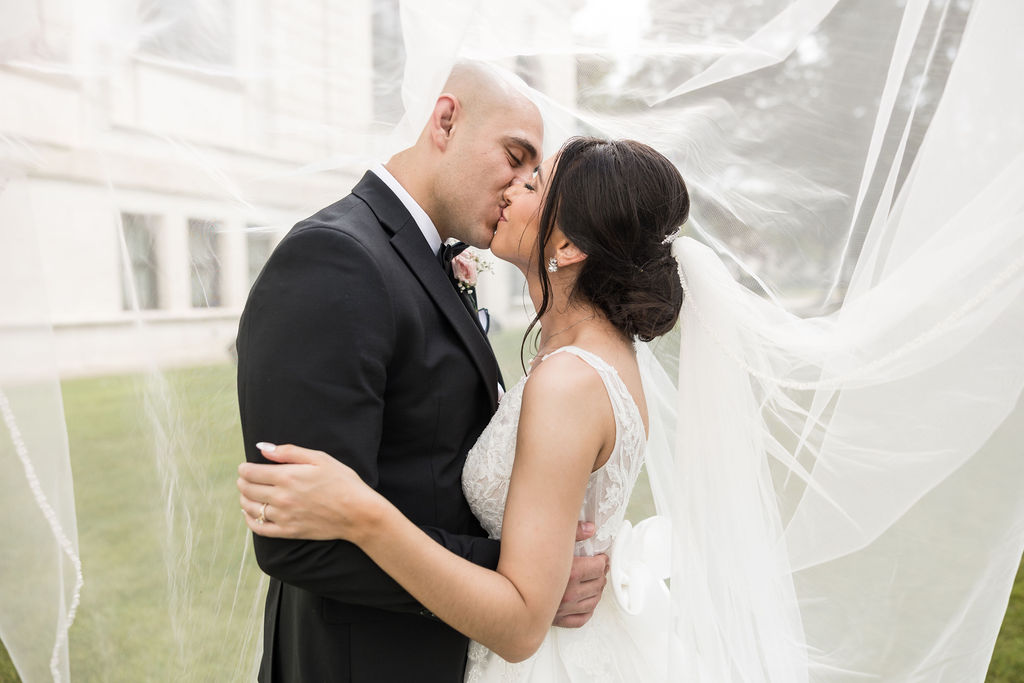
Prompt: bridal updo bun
<box><xmin>537</xmin><ymin>137</ymin><xmax>689</xmax><ymax>342</ymax></box>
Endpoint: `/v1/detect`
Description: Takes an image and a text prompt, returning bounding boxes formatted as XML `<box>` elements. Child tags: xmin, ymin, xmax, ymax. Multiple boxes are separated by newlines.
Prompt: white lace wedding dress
<box><xmin>461</xmin><ymin>346</ymin><xmax>670</xmax><ymax>682</ymax></box>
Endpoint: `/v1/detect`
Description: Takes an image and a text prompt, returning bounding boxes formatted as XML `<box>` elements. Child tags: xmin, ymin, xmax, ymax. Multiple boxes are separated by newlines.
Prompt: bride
<box><xmin>237</xmin><ymin>135</ymin><xmax>688</xmax><ymax>681</ymax></box>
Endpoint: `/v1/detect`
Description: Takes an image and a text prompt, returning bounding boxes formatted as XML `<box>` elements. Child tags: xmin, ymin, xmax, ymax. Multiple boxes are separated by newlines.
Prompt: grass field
<box><xmin>1</xmin><ymin>327</ymin><xmax>1021</xmax><ymax>680</ymax></box>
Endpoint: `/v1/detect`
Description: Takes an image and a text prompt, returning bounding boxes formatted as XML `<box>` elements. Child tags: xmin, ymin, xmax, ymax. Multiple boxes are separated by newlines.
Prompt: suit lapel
<box><xmin>353</xmin><ymin>172</ymin><xmax>501</xmax><ymax>409</ymax></box>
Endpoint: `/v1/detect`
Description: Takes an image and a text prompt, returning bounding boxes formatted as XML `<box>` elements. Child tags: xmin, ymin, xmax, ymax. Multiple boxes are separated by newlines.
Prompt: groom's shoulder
<box><xmin>284</xmin><ymin>192</ymin><xmax>388</xmax><ymax>251</ymax></box>
<box><xmin>299</xmin><ymin>189</ymin><xmax>378</xmax><ymax>233</ymax></box>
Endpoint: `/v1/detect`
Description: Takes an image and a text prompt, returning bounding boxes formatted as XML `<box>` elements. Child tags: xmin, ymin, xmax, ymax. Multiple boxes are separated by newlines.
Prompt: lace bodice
<box><xmin>462</xmin><ymin>346</ymin><xmax>647</xmax><ymax>556</ymax></box>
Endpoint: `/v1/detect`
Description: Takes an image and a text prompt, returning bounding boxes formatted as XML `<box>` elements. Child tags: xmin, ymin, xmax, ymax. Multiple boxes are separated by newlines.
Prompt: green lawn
<box><xmin>1</xmin><ymin>364</ymin><xmax>266</xmax><ymax>682</ymax></box>
<box><xmin>1</xmin><ymin>327</ymin><xmax>1021</xmax><ymax>680</ymax></box>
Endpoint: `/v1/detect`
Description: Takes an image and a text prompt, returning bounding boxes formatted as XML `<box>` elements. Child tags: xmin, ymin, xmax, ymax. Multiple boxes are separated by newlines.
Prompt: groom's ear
<box><xmin>431</xmin><ymin>94</ymin><xmax>459</xmax><ymax>150</ymax></box>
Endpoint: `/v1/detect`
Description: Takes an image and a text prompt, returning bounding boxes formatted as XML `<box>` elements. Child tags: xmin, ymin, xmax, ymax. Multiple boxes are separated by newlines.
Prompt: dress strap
<box><xmin>539</xmin><ymin>345</ymin><xmax>616</xmax><ymax>376</ymax></box>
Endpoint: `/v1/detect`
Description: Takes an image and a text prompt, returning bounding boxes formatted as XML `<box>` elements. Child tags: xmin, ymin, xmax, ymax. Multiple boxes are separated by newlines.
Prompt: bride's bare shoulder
<box><xmin>517</xmin><ymin>352</ymin><xmax>614</xmax><ymax>465</ymax></box>
<box><xmin>522</xmin><ymin>351</ymin><xmax>612</xmax><ymax>421</ymax></box>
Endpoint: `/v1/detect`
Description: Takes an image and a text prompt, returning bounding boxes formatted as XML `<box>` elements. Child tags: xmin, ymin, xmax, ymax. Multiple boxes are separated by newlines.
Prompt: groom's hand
<box><xmin>552</xmin><ymin>521</ymin><xmax>608</xmax><ymax>628</ymax></box>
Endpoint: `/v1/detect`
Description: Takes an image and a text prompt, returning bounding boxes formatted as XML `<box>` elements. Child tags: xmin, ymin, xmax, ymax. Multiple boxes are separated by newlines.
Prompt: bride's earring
<box><xmin>547</xmin><ymin>257</ymin><xmax>559</xmax><ymax>273</ymax></box>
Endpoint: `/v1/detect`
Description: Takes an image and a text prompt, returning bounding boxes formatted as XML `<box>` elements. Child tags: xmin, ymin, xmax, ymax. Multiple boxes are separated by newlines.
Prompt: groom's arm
<box><xmin>237</xmin><ymin>224</ymin><xmax>499</xmax><ymax>613</ymax></box>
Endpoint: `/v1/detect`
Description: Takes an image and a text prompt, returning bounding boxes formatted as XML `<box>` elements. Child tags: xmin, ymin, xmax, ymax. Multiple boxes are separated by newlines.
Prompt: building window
<box><xmin>189</xmin><ymin>218</ymin><xmax>222</xmax><ymax>308</ymax></box>
<box><xmin>246</xmin><ymin>227</ymin><xmax>274</xmax><ymax>287</ymax></box>
<box><xmin>139</xmin><ymin>0</ymin><xmax>235</xmax><ymax>67</ymax></box>
<box><xmin>121</xmin><ymin>213</ymin><xmax>160</xmax><ymax>311</ymax></box>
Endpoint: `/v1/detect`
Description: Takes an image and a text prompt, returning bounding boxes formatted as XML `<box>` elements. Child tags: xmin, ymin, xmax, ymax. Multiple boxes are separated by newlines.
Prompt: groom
<box><xmin>237</xmin><ymin>63</ymin><xmax>607</xmax><ymax>682</ymax></box>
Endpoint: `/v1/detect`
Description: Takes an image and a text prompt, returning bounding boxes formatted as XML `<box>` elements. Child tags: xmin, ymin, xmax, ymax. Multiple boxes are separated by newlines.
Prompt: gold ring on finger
<box><xmin>258</xmin><ymin>502</ymin><xmax>268</xmax><ymax>525</ymax></box>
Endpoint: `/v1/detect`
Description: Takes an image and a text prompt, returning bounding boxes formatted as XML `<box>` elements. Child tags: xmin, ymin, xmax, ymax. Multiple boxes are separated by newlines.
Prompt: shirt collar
<box><xmin>370</xmin><ymin>163</ymin><xmax>443</xmax><ymax>256</ymax></box>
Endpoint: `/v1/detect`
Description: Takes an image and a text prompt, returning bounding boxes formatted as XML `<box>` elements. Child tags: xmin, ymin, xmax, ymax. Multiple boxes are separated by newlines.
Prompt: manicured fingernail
<box><xmin>256</xmin><ymin>442</ymin><xmax>277</xmax><ymax>452</ymax></box>
<box><xmin>582</xmin><ymin>522</ymin><xmax>595</xmax><ymax>534</ymax></box>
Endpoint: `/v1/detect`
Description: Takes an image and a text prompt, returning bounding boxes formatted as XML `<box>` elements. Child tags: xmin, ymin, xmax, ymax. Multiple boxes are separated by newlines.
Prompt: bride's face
<box><xmin>491</xmin><ymin>154</ymin><xmax>555</xmax><ymax>271</ymax></box>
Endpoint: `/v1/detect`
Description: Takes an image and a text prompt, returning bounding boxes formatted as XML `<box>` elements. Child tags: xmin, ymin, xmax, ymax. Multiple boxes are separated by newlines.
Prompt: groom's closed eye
<box><xmin>504</xmin><ymin>136</ymin><xmax>539</xmax><ymax>168</ymax></box>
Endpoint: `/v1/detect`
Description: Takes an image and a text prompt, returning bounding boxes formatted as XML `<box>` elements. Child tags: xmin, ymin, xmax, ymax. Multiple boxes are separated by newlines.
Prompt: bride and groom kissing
<box><xmin>235</xmin><ymin>61</ymin><xmax>688</xmax><ymax>682</ymax></box>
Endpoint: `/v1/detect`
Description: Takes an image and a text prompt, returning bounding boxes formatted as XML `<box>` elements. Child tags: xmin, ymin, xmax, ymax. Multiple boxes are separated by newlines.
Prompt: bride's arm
<box><xmin>239</xmin><ymin>356</ymin><xmax>612</xmax><ymax>662</ymax></box>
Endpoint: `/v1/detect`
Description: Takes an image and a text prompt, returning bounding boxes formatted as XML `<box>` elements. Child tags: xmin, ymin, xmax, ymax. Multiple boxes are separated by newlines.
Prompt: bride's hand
<box><xmin>237</xmin><ymin>443</ymin><xmax>385</xmax><ymax>542</ymax></box>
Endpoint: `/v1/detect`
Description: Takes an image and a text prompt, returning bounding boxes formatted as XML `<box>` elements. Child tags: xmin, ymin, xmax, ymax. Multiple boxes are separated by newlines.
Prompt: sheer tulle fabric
<box><xmin>2</xmin><ymin>0</ymin><xmax>1022</xmax><ymax>680</ymax></box>
<box><xmin>638</xmin><ymin>3</ymin><xmax>1024</xmax><ymax>678</ymax></box>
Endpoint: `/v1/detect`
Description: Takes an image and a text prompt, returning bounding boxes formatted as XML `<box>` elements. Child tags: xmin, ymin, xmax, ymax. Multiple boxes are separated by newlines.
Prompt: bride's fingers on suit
<box><xmin>237</xmin><ymin>461</ymin><xmax>284</xmax><ymax>485</ymax></box>
<box><xmin>236</xmin><ymin>476</ymin><xmax>276</xmax><ymax>505</ymax></box>
<box><xmin>257</xmin><ymin>443</ymin><xmax>324</xmax><ymax>465</ymax></box>
<box><xmin>242</xmin><ymin>508</ymin><xmax>284</xmax><ymax>537</ymax></box>
<box><xmin>239</xmin><ymin>492</ymin><xmax>272</xmax><ymax>522</ymax></box>
<box><xmin>239</xmin><ymin>493</ymin><xmax>298</xmax><ymax>538</ymax></box>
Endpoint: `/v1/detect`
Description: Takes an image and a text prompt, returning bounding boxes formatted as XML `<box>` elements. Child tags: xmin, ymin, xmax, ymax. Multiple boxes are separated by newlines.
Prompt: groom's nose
<box><xmin>511</xmin><ymin>164</ymin><xmax>533</xmax><ymax>185</ymax></box>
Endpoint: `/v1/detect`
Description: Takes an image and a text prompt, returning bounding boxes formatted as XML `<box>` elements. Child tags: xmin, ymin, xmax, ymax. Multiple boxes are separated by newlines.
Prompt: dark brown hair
<box><xmin>526</xmin><ymin>137</ymin><xmax>689</xmax><ymax>353</ymax></box>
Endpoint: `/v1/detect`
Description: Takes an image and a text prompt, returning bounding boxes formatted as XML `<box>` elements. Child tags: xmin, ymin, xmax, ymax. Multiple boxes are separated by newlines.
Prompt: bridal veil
<box><xmin>638</xmin><ymin>2</ymin><xmax>1024</xmax><ymax>678</ymax></box>
<box><xmin>2</xmin><ymin>0</ymin><xmax>1022</xmax><ymax>680</ymax></box>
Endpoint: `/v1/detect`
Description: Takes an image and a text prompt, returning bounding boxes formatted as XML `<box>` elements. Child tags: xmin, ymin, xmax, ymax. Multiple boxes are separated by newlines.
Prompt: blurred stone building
<box><xmin>0</xmin><ymin>0</ymin><xmax>574</xmax><ymax>376</ymax></box>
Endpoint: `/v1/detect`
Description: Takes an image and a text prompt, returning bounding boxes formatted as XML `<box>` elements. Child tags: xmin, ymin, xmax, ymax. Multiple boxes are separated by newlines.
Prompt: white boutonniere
<box><xmin>452</xmin><ymin>249</ymin><xmax>493</xmax><ymax>294</ymax></box>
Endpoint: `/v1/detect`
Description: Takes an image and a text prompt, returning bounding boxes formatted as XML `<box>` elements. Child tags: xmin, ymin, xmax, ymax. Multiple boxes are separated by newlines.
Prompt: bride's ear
<box><xmin>550</xmin><ymin>232</ymin><xmax>587</xmax><ymax>270</ymax></box>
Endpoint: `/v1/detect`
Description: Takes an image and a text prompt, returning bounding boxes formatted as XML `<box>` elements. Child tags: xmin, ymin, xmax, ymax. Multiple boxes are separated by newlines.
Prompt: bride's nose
<box><xmin>503</xmin><ymin>178</ymin><xmax>523</xmax><ymax>203</ymax></box>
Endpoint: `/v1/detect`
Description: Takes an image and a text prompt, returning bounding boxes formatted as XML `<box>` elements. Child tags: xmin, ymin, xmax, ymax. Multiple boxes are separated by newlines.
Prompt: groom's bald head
<box><xmin>441</xmin><ymin>62</ymin><xmax>536</xmax><ymax>125</ymax></box>
<box><xmin>389</xmin><ymin>61</ymin><xmax>544</xmax><ymax>248</ymax></box>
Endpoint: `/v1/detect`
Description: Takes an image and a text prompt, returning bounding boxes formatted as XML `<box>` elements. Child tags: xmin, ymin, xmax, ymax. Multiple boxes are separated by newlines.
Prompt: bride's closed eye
<box><xmin>524</xmin><ymin>169</ymin><xmax>540</xmax><ymax>192</ymax></box>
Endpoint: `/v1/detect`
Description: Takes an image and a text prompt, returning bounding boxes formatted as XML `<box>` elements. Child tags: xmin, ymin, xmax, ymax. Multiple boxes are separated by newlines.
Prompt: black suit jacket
<box><xmin>237</xmin><ymin>172</ymin><xmax>502</xmax><ymax>682</ymax></box>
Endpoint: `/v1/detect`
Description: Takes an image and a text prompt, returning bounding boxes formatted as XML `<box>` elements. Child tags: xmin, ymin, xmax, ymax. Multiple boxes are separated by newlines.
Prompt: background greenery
<box><xmin>1</xmin><ymin>328</ymin><xmax>1021</xmax><ymax>681</ymax></box>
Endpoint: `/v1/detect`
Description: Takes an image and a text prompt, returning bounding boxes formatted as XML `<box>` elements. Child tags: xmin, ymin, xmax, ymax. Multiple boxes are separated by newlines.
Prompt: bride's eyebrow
<box><xmin>534</xmin><ymin>166</ymin><xmax>545</xmax><ymax>186</ymax></box>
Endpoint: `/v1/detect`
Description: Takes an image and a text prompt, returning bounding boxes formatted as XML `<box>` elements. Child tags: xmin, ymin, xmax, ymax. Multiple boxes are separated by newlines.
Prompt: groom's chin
<box><xmin>470</xmin><ymin>227</ymin><xmax>497</xmax><ymax>250</ymax></box>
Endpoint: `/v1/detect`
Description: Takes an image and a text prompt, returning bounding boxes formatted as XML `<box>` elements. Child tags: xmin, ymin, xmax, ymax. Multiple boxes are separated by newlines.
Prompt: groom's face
<box><xmin>437</xmin><ymin>102</ymin><xmax>543</xmax><ymax>249</ymax></box>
